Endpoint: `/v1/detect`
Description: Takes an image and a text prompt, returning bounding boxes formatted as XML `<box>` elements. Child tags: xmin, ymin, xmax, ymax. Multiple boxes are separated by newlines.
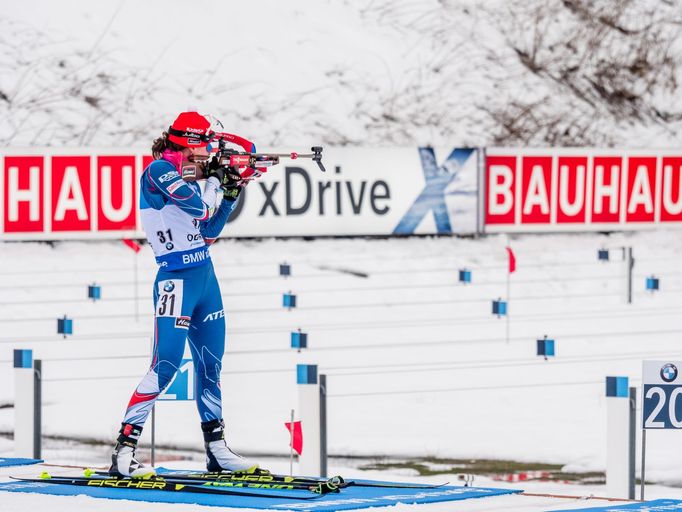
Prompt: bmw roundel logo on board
<box><xmin>660</xmin><ymin>363</ymin><xmax>678</xmax><ymax>382</ymax></box>
<box><xmin>163</xmin><ymin>281</ymin><xmax>175</xmax><ymax>293</ymax></box>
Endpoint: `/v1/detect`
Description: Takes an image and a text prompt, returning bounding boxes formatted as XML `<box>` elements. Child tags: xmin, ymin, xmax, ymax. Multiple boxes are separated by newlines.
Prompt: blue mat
<box><xmin>0</xmin><ymin>458</ymin><xmax>43</xmax><ymax>468</ymax></box>
<box><xmin>0</xmin><ymin>471</ymin><xmax>521</xmax><ymax>510</ymax></box>
<box><xmin>551</xmin><ymin>499</ymin><xmax>682</xmax><ymax>511</ymax></box>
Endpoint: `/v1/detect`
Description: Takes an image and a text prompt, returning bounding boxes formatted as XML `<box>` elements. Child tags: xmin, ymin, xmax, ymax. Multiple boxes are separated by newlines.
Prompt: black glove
<box><xmin>221</xmin><ymin>167</ymin><xmax>244</xmax><ymax>201</ymax></box>
<box><xmin>205</xmin><ymin>157</ymin><xmax>227</xmax><ymax>183</ymax></box>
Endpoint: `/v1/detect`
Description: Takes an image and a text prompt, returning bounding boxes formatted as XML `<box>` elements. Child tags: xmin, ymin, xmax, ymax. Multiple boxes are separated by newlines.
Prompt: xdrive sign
<box><xmin>236</xmin><ymin>167</ymin><xmax>391</xmax><ymax>218</ymax></box>
<box><xmin>224</xmin><ymin>147</ymin><xmax>480</xmax><ymax>237</ymax></box>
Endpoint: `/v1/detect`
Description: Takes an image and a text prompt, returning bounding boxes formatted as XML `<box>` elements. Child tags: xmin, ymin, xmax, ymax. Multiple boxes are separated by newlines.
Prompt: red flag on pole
<box><xmin>122</xmin><ymin>239</ymin><xmax>141</xmax><ymax>253</ymax></box>
<box><xmin>284</xmin><ymin>420</ymin><xmax>303</xmax><ymax>455</ymax></box>
<box><xmin>506</xmin><ymin>246</ymin><xmax>516</xmax><ymax>274</ymax></box>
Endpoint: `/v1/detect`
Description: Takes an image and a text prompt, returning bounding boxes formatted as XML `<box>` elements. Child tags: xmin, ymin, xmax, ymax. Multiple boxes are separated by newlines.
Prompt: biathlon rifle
<box><xmin>209</xmin><ymin>132</ymin><xmax>326</xmax><ymax>183</ymax></box>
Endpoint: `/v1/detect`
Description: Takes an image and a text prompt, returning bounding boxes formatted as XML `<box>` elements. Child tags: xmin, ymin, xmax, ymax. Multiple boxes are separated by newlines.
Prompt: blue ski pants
<box><xmin>122</xmin><ymin>261</ymin><xmax>226</xmax><ymax>426</ymax></box>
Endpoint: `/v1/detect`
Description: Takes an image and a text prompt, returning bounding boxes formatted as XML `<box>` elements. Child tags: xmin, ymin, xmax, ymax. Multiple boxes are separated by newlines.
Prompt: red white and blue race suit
<box><xmin>122</xmin><ymin>150</ymin><xmax>237</xmax><ymax>425</ymax></box>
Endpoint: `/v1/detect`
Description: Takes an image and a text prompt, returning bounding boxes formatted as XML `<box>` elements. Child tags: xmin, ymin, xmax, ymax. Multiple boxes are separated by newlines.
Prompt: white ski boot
<box><xmin>202</xmin><ymin>419</ymin><xmax>258</xmax><ymax>473</ymax></box>
<box><xmin>109</xmin><ymin>423</ymin><xmax>156</xmax><ymax>478</ymax></box>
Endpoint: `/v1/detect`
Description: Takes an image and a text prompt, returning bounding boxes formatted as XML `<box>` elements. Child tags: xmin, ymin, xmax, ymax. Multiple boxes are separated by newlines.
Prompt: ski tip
<box><xmin>83</xmin><ymin>468</ymin><xmax>95</xmax><ymax>478</ymax></box>
<box><xmin>309</xmin><ymin>482</ymin><xmax>341</xmax><ymax>495</ymax></box>
<box><xmin>39</xmin><ymin>471</ymin><xmax>51</xmax><ymax>480</ymax></box>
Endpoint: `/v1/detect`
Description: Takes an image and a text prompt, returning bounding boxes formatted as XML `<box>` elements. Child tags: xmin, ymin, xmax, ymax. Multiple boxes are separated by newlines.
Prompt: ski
<box><xmin>91</xmin><ymin>469</ymin><xmax>448</xmax><ymax>491</ymax></box>
<box><xmin>345</xmin><ymin>480</ymin><xmax>449</xmax><ymax>490</ymax></box>
<box><xmin>93</xmin><ymin>468</ymin><xmax>342</xmax><ymax>492</ymax></box>
<box><xmin>156</xmin><ymin>471</ymin><xmax>342</xmax><ymax>494</ymax></box>
<box><xmin>10</xmin><ymin>475</ymin><xmax>321</xmax><ymax>500</ymax></box>
<box><xmin>158</xmin><ymin>472</ymin><xmax>448</xmax><ymax>491</ymax></box>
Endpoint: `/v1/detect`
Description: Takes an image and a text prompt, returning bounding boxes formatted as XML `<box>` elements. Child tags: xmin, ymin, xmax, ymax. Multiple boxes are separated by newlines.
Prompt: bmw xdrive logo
<box><xmin>661</xmin><ymin>363</ymin><xmax>678</xmax><ymax>382</ymax></box>
<box><xmin>163</xmin><ymin>281</ymin><xmax>175</xmax><ymax>293</ymax></box>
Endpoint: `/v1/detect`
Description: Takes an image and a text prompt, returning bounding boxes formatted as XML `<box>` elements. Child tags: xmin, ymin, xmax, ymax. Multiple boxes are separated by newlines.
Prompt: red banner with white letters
<box><xmin>484</xmin><ymin>148</ymin><xmax>682</xmax><ymax>232</ymax></box>
<box><xmin>1</xmin><ymin>151</ymin><xmax>144</xmax><ymax>239</ymax></box>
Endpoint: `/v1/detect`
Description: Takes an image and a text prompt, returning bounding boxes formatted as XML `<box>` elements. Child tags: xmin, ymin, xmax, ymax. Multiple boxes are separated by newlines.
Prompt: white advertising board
<box><xmin>0</xmin><ymin>147</ymin><xmax>480</xmax><ymax>240</ymax></box>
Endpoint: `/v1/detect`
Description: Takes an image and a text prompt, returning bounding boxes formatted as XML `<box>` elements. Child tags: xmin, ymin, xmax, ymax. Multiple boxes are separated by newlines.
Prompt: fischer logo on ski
<box><xmin>86</xmin><ymin>479</ymin><xmax>166</xmax><ymax>489</ymax></box>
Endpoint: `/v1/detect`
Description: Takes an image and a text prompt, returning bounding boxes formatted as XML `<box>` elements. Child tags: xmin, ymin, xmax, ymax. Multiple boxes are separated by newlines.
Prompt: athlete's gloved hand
<box><xmin>221</xmin><ymin>167</ymin><xmax>244</xmax><ymax>202</ymax></box>
<box><xmin>205</xmin><ymin>157</ymin><xmax>227</xmax><ymax>183</ymax></box>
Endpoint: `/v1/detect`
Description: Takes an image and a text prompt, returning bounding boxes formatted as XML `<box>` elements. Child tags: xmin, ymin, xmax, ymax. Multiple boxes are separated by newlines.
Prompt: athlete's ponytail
<box><xmin>151</xmin><ymin>131</ymin><xmax>184</xmax><ymax>160</ymax></box>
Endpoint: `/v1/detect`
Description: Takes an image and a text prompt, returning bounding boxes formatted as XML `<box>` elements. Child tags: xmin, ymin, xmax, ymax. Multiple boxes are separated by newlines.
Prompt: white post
<box><xmin>297</xmin><ymin>364</ymin><xmax>320</xmax><ymax>476</ymax></box>
<box><xmin>14</xmin><ymin>349</ymin><xmax>35</xmax><ymax>458</ymax></box>
<box><xmin>606</xmin><ymin>376</ymin><xmax>630</xmax><ymax>498</ymax></box>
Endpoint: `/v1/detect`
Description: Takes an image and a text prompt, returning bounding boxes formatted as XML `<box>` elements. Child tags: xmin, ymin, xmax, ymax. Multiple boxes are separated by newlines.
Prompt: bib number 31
<box><xmin>157</xmin><ymin>279</ymin><xmax>184</xmax><ymax>317</ymax></box>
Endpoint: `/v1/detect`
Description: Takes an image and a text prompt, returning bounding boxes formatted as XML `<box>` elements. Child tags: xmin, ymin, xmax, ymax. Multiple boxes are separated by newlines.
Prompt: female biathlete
<box><xmin>109</xmin><ymin>112</ymin><xmax>257</xmax><ymax>478</ymax></box>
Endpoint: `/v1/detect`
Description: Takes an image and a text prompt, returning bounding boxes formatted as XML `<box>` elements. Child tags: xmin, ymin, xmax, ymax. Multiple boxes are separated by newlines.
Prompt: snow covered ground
<box><xmin>3</xmin><ymin>455</ymin><xmax>682</xmax><ymax>512</ymax></box>
<box><xmin>0</xmin><ymin>231</ymin><xmax>682</xmax><ymax>511</ymax></box>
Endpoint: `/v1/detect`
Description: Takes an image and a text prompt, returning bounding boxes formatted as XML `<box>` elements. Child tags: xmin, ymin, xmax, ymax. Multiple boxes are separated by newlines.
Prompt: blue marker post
<box><xmin>458</xmin><ymin>269</ymin><xmax>472</xmax><ymax>284</ymax></box>
<box><xmin>283</xmin><ymin>292</ymin><xmax>297</xmax><ymax>310</ymax></box>
<box><xmin>280</xmin><ymin>263</ymin><xmax>291</xmax><ymax>278</ymax></box>
<box><xmin>291</xmin><ymin>329</ymin><xmax>308</xmax><ymax>352</ymax></box>
<box><xmin>646</xmin><ymin>276</ymin><xmax>659</xmax><ymax>292</ymax></box>
<box><xmin>14</xmin><ymin>349</ymin><xmax>39</xmax><ymax>458</ymax></box>
<box><xmin>57</xmin><ymin>315</ymin><xmax>73</xmax><ymax>338</ymax></box>
<box><xmin>598</xmin><ymin>249</ymin><xmax>609</xmax><ymax>261</ymax></box>
<box><xmin>492</xmin><ymin>299</ymin><xmax>507</xmax><ymax>318</ymax></box>
<box><xmin>605</xmin><ymin>376</ymin><xmax>634</xmax><ymax>499</ymax></box>
<box><xmin>297</xmin><ymin>364</ymin><xmax>325</xmax><ymax>477</ymax></box>
<box><xmin>88</xmin><ymin>283</ymin><xmax>101</xmax><ymax>301</ymax></box>
<box><xmin>536</xmin><ymin>336</ymin><xmax>555</xmax><ymax>361</ymax></box>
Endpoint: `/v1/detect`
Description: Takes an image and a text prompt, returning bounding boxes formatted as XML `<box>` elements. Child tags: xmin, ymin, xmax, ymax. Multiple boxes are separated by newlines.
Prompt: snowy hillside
<box><xmin>2</xmin><ymin>0</ymin><xmax>681</xmax><ymax>149</ymax></box>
